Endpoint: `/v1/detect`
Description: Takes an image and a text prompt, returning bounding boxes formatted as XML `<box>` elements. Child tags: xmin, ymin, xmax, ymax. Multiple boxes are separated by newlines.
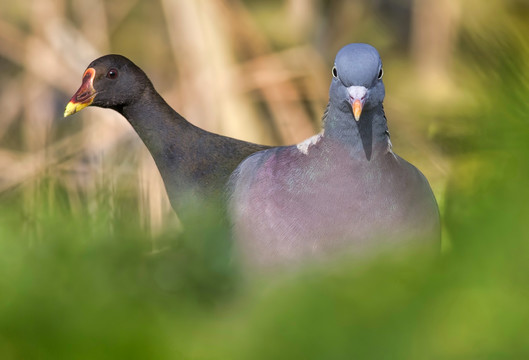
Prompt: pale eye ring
<box><xmin>332</xmin><ymin>66</ymin><xmax>338</xmax><ymax>78</ymax></box>
<box><xmin>378</xmin><ymin>68</ymin><xmax>383</xmax><ymax>79</ymax></box>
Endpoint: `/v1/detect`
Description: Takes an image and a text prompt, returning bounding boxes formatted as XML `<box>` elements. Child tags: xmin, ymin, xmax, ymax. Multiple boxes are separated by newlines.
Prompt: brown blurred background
<box><xmin>0</xmin><ymin>0</ymin><xmax>519</xmax><ymax>238</ymax></box>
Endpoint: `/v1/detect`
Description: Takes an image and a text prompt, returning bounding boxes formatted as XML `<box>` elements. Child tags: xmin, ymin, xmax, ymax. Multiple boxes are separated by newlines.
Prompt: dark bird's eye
<box><xmin>107</xmin><ymin>69</ymin><xmax>118</xmax><ymax>79</ymax></box>
<box><xmin>378</xmin><ymin>68</ymin><xmax>384</xmax><ymax>79</ymax></box>
<box><xmin>332</xmin><ymin>66</ymin><xmax>338</xmax><ymax>78</ymax></box>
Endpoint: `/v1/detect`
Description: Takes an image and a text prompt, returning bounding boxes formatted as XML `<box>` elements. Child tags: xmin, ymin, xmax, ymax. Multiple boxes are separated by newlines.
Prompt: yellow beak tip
<box><xmin>63</xmin><ymin>101</ymin><xmax>89</xmax><ymax>118</ymax></box>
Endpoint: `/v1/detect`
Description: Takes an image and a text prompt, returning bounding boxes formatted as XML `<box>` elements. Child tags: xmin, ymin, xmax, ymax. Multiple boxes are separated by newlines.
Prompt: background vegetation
<box><xmin>1</xmin><ymin>0</ymin><xmax>528</xmax><ymax>358</ymax></box>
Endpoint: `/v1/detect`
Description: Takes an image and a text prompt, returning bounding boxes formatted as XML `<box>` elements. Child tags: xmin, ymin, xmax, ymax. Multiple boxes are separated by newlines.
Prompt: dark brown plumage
<box><xmin>65</xmin><ymin>54</ymin><xmax>270</xmax><ymax>214</ymax></box>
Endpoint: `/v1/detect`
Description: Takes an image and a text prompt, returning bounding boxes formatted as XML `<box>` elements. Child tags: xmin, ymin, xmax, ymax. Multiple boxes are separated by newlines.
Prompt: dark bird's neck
<box><xmin>116</xmin><ymin>85</ymin><xmax>269</xmax><ymax>215</ymax></box>
<box><xmin>118</xmin><ymin>86</ymin><xmax>212</xmax><ymax>212</ymax></box>
<box><xmin>120</xmin><ymin>86</ymin><xmax>184</xmax><ymax>151</ymax></box>
<box><xmin>323</xmin><ymin>103</ymin><xmax>390</xmax><ymax>160</ymax></box>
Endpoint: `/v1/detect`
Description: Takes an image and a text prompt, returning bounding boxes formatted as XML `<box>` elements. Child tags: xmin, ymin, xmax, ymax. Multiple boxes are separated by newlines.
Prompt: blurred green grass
<box><xmin>0</xmin><ymin>189</ymin><xmax>238</xmax><ymax>359</ymax></box>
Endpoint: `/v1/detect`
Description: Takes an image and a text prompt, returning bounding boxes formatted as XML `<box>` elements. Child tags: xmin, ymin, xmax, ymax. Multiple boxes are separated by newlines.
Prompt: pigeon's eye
<box><xmin>332</xmin><ymin>66</ymin><xmax>338</xmax><ymax>78</ymax></box>
<box><xmin>107</xmin><ymin>69</ymin><xmax>118</xmax><ymax>79</ymax></box>
<box><xmin>378</xmin><ymin>68</ymin><xmax>383</xmax><ymax>79</ymax></box>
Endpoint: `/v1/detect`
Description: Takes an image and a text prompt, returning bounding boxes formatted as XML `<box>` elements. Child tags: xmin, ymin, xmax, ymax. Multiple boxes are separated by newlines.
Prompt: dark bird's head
<box><xmin>64</xmin><ymin>54</ymin><xmax>152</xmax><ymax>117</ymax></box>
<box><xmin>329</xmin><ymin>43</ymin><xmax>385</xmax><ymax>121</ymax></box>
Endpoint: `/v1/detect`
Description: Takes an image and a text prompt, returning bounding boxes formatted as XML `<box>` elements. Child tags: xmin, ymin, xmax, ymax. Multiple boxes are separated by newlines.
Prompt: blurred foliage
<box><xmin>1</xmin><ymin>0</ymin><xmax>529</xmax><ymax>358</ymax></box>
<box><xmin>0</xmin><ymin>188</ymin><xmax>238</xmax><ymax>359</ymax></box>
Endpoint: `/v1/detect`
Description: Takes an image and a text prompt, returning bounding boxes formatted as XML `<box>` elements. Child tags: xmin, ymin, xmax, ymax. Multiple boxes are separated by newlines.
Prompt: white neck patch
<box><xmin>296</xmin><ymin>131</ymin><xmax>324</xmax><ymax>155</ymax></box>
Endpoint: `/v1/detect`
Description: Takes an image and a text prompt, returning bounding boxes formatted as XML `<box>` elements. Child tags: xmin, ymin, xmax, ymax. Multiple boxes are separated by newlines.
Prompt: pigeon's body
<box><xmin>228</xmin><ymin>44</ymin><xmax>440</xmax><ymax>267</ymax></box>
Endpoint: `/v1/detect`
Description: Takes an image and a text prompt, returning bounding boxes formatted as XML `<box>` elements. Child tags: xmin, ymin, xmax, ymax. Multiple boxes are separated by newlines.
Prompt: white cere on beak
<box><xmin>347</xmin><ymin>86</ymin><xmax>368</xmax><ymax>103</ymax></box>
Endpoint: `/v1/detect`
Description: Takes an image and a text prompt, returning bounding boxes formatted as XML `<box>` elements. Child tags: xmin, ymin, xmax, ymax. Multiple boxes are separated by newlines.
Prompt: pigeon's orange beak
<box><xmin>352</xmin><ymin>99</ymin><xmax>363</xmax><ymax>121</ymax></box>
<box><xmin>64</xmin><ymin>68</ymin><xmax>97</xmax><ymax>117</ymax></box>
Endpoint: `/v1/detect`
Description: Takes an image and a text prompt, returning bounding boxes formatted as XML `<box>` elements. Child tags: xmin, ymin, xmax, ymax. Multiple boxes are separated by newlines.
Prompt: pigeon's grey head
<box><xmin>329</xmin><ymin>43</ymin><xmax>385</xmax><ymax>121</ymax></box>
